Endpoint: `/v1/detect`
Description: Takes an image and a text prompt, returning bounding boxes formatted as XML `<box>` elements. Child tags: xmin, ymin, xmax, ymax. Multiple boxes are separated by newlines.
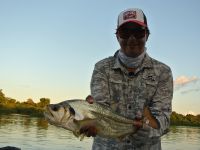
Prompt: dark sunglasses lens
<box><xmin>118</xmin><ymin>31</ymin><xmax>130</xmax><ymax>39</ymax></box>
<box><xmin>133</xmin><ymin>29</ymin><xmax>146</xmax><ymax>38</ymax></box>
<box><xmin>118</xmin><ymin>28</ymin><xmax>145</xmax><ymax>39</ymax></box>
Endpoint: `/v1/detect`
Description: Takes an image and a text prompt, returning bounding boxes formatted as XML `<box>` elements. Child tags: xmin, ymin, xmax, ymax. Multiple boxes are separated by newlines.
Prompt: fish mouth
<box><xmin>44</xmin><ymin>106</ymin><xmax>57</xmax><ymax>124</ymax></box>
<box><xmin>44</xmin><ymin>105</ymin><xmax>69</xmax><ymax>125</ymax></box>
<box><xmin>44</xmin><ymin>106</ymin><xmax>53</xmax><ymax>116</ymax></box>
<box><xmin>44</xmin><ymin>110</ymin><xmax>64</xmax><ymax>128</ymax></box>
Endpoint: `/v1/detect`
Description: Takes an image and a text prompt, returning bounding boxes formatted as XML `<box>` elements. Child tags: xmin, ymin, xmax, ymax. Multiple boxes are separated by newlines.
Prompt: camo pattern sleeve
<box><xmin>148</xmin><ymin>61</ymin><xmax>173</xmax><ymax>137</ymax></box>
<box><xmin>90</xmin><ymin>57</ymin><xmax>112</xmax><ymax>106</ymax></box>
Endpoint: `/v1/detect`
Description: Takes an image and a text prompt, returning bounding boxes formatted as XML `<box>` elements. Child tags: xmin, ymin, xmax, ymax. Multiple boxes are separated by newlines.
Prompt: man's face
<box><xmin>116</xmin><ymin>22</ymin><xmax>148</xmax><ymax>57</ymax></box>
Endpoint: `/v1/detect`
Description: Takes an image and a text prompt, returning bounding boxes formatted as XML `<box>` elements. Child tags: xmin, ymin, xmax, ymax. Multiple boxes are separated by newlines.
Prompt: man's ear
<box><xmin>116</xmin><ymin>34</ymin><xmax>120</xmax><ymax>42</ymax></box>
<box><xmin>146</xmin><ymin>29</ymin><xmax>150</xmax><ymax>41</ymax></box>
<box><xmin>115</xmin><ymin>29</ymin><xmax>120</xmax><ymax>40</ymax></box>
<box><xmin>145</xmin><ymin>33</ymin><xmax>149</xmax><ymax>41</ymax></box>
<box><xmin>117</xmin><ymin>35</ymin><xmax>124</xmax><ymax>44</ymax></box>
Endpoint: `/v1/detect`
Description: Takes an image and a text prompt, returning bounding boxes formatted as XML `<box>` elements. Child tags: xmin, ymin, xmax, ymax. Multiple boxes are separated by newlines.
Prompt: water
<box><xmin>0</xmin><ymin>115</ymin><xmax>200</xmax><ymax>150</ymax></box>
<box><xmin>0</xmin><ymin>114</ymin><xmax>92</xmax><ymax>150</ymax></box>
<box><xmin>162</xmin><ymin>126</ymin><xmax>200</xmax><ymax>150</ymax></box>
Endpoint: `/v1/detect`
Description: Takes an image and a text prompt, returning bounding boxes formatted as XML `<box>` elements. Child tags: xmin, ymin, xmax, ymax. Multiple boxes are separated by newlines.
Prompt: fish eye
<box><xmin>51</xmin><ymin>104</ymin><xmax>60</xmax><ymax>111</ymax></box>
<box><xmin>69</xmin><ymin>107</ymin><xmax>75</xmax><ymax>115</ymax></box>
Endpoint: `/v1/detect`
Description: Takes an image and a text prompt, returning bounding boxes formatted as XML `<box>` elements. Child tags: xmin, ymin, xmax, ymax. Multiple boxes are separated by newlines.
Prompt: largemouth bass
<box><xmin>44</xmin><ymin>99</ymin><xmax>158</xmax><ymax>140</ymax></box>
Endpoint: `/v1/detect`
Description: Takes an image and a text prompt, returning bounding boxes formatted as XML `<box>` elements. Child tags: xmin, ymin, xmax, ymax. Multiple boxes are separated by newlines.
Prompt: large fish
<box><xmin>44</xmin><ymin>99</ymin><xmax>158</xmax><ymax>140</ymax></box>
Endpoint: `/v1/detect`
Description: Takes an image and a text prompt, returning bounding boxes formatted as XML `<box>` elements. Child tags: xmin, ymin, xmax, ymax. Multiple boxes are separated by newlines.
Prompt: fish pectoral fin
<box><xmin>72</xmin><ymin>130</ymin><xmax>86</xmax><ymax>141</ymax></box>
<box><xmin>73</xmin><ymin>130</ymin><xmax>80</xmax><ymax>138</ymax></box>
<box><xmin>73</xmin><ymin>119</ymin><xmax>97</xmax><ymax>141</ymax></box>
<box><xmin>79</xmin><ymin>134</ymin><xmax>85</xmax><ymax>141</ymax></box>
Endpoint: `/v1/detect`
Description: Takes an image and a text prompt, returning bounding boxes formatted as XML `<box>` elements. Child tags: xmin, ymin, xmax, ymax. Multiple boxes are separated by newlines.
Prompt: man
<box><xmin>81</xmin><ymin>8</ymin><xmax>173</xmax><ymax>150</ymax></box>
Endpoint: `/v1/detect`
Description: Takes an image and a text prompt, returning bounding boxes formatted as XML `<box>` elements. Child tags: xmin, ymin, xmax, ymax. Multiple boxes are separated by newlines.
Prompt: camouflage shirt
<box><xmin>90</xmin><ymin>51</ymin><xmax>173</xmax><ymax>150</ymax></box>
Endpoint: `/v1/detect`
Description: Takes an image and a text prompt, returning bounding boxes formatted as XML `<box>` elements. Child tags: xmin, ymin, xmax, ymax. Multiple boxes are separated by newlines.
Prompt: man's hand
<box><xmin>86</xmin><ymin>95</ymin><xmax>94</xmax><ymax>104</ymax></box>
<box><xmin>79</xmin><ymin>124</ymin><xmax>97</xmax><ymax>137</ymax></box>
<box><xmin>132</xmin><ymin>124</ymin><xmax>151</xmax><ymax>147</ymax></box>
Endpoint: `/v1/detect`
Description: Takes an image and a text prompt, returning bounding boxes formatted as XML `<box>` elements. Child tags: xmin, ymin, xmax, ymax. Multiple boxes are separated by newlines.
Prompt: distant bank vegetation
<box><xmin>1</xmin><ymin>89</ymin><xmax>200</xmax><ymax>126</ymax></box>
<box><xmin>170</xmin><ymin>111</ymin><xmax>200</xmax><ymax>127</ymax></box>
<box><xmin>0</xmin><ymin>89</ymin><xmax>49</xmax><ymax>117</ymax></box>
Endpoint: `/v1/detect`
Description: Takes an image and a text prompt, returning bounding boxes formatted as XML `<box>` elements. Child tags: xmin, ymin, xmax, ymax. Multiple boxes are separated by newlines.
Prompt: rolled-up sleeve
<box><xmin>149</xmin><ymin>67</ymin><xmax>173</xmax><ymax>137</ymax></box>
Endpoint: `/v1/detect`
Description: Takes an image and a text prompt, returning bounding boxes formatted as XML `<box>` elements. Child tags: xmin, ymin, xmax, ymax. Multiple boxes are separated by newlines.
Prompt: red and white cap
<box><xmin>117</xmin><ymin>8</ymin><xmax>148</xmax><ymax>29</ymax></box>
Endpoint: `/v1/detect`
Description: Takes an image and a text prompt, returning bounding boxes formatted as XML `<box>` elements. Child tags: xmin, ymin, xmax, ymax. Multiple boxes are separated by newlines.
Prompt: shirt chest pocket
<box><xmin>142</xmin><ymin>75</ymin><xmax>158</xmax><ymax>100</ymax></box>
<box><xmin>109</xmin><ymin>77</ymin><xmax>124</xmax><ymax>102</ymax></box>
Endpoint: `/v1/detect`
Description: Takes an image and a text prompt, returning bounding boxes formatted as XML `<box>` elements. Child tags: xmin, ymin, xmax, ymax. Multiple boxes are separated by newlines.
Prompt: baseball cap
<box><xmin>117</xmin><ymin>8</ymin><xmax>148</xmax><ymax>29</ymax></box>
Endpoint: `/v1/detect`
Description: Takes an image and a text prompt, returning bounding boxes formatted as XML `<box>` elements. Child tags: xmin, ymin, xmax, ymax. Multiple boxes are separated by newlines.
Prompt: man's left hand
<box><xmin>86</xmin><ymin>95</ymin><xmax>94</xmax><ymax>104</ymax></box>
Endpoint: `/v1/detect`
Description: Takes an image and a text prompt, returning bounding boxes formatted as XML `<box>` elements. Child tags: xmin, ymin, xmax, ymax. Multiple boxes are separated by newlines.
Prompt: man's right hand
<box><xmin>79</xmin><ymin>124</ymin><xmax>97</xmax><ymax>137</ymax></box>
<box><xmin>80</xmin><ymin>95</ymin><xmax>97</xmax><ymax>137</ymax></box>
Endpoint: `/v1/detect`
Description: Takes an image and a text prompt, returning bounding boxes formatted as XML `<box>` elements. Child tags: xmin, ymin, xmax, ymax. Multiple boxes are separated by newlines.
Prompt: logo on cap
<box><xmin>123</xmin><ymin>11</ymin><xmax>137</xmax><ymax>20</ymax></box>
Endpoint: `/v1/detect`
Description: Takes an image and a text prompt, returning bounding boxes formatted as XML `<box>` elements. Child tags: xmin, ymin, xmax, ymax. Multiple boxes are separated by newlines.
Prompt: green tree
<box><xmin>7</xmin><ymin>98</ymin><xmax>16</xmax><ymax>104</ymax></box>
<box><xmin>0</xmin><ymin>89</ymin><xmax>6</xmax><ymax>104</ymax></box>
<box><xmin>37</xmin><ymin>98</ymin><xmax>50</xmax><ymax>108</ymax></box>
<box><xmin>26</xmin><ymin>98</ymin><xmax>36</xmax><ymax>106</ymax></box>
<box><xmin>171</xmin><ymin>111</ymin><xmax>200</xmax><ymax>126</ymax></box>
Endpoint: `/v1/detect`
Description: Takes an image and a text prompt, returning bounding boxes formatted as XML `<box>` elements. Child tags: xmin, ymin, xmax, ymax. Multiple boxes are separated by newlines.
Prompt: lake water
<box><xmin>0</xmin><ymin>114</ymin><xmax>200</xmax><ymax>150</ymax></box>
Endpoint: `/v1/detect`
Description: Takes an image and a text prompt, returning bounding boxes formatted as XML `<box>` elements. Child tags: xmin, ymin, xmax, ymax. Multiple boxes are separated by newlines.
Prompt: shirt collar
<box><xmin>140</xmin><ymin>53</ymin><xmax>153</xmax><ymax>69</ymax></box>
<box><xmin>112</xmin><ymin>50</ymin><xmax>153</xmax><ymax>72</ymax></box>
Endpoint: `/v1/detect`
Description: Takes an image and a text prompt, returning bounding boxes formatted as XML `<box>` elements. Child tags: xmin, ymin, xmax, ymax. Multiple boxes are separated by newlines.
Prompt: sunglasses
<box><xmin>117</xmin><ymin>28</ymin><xmax>146</xmax><ymax>39</ymax></box>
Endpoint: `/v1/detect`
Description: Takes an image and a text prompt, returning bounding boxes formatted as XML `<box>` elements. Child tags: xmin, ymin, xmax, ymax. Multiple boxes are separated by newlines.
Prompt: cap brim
<box><xmin>118</xmin><ymin>20</ymin><xmax>147</xmax><ymax>29</ymax></box>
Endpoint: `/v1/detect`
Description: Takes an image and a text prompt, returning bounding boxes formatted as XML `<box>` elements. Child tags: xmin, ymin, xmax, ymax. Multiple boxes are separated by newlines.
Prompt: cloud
<box><xmin>181</xmin><ymin>88</ymin><xmax>200</xmax><ymax>94</ymax></box>
<box><xmin>174</xmin><ymin>76</ymin><xmax>199</xmax><ymax>86</ymax></box>
<box><xmin>174</xmin><ymin>76</ymin><xmax>199</xmax><ymax>91</ymax></box>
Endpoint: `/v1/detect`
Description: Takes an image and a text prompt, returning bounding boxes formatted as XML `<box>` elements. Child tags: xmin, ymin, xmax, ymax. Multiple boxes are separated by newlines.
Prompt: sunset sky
<box><xmin>1</xmin><ymin>0</ymin><xmax>200</xmax><ymax>115</ymax></box>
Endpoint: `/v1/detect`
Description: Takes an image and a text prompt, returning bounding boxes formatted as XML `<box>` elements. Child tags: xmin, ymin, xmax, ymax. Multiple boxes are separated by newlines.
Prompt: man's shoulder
<box><xmin>94</xmin><ymin>56</ymin><xmax>115</xmax><ymax>69</ymax></box>
<box><xmin>150</xmin><ymin>56</ymin><xmax>171</xmax><ymax>72</ymax></box>
<box><xmin>147</xmin><ymin>56</ymin><xmax>173</xmax><ymax>78</ymax></box>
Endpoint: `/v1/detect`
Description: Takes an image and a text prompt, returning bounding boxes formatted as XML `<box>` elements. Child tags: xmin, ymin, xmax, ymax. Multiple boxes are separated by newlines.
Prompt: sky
<box><xmin>0</xmin><ymin>0</ymin><xmax>200</xmax><ymax>115</ymax></box>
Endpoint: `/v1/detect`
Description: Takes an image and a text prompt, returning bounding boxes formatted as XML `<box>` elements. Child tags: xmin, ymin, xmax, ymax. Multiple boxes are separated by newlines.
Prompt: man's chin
<box><xmin>128</xmin><ymin>45</ymin><xmax>139</xmax><ymax>49</ymax></box>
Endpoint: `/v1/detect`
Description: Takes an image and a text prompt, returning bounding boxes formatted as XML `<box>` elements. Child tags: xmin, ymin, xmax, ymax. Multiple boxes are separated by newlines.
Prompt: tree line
<box><xmin>170</xmin><ymin>111</ymin><xmax>200</xmax><ymax>126</ymax></box>
<box><xmin>1</xmin><ymin>89</ymin><xmax>200</xmax><ymax>126</ymax></box>
<box><xmin>0</xmin><ymin>89</ymin><xmax>50</xmax><ymax>117</ymax></box>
